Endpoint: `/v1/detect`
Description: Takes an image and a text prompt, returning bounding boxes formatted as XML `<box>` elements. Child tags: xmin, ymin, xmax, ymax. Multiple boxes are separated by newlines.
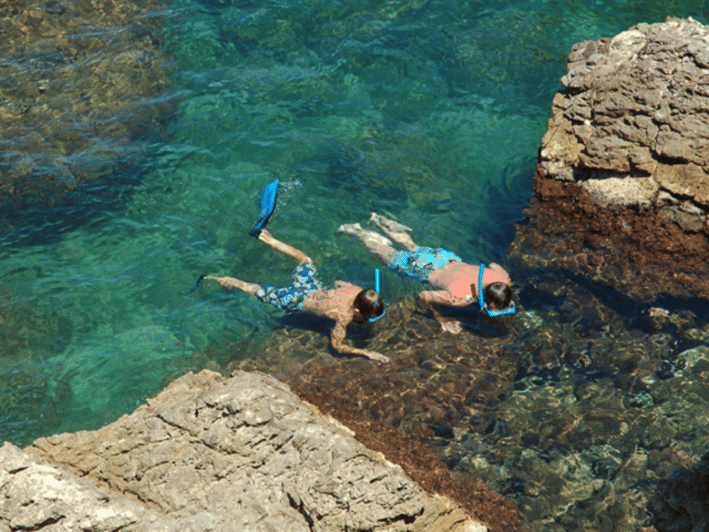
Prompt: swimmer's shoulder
<box><xmin>488</xmin><ymin>262</ymin><xmax>512</xmax><ymax>284</ymax></box>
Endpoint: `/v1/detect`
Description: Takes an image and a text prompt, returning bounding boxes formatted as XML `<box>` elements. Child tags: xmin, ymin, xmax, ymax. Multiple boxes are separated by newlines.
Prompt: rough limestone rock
<box><xmin>0</xmin><ymin>442</ymin><xmax>192</xmax><ymax>531</ymax></box>
<box><xmin>1</xmin><ymin>370</ymin><xmax>485</xmax><ymax>532</ymax></box>
<box><xmin>539</xmin><ymin>16</ymin><xmax>709</xmax><ymax>212</ymax></box>
<box><xmin>513</xmin><ymin>17</ymin><xmax>709</xmax><ymax>302</ymax></box>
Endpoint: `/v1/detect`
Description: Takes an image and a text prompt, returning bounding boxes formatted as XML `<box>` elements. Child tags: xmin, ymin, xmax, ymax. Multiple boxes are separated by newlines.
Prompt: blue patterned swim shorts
<box><xmin>255</xmin><ymin>262</ymin><xmax>324</xmax><ymax>313</ymax></box>
<box><xmin>388</xmin><ymin>246</ymin><xmax>462</xmax><ymax>283</ymax></box>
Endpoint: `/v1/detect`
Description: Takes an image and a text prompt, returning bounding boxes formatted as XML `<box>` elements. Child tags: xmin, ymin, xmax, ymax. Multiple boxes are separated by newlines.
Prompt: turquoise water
<box><xmin>1</xmin><ymin>0</ymin><xmax>707</xmax><ymax>524</ymax></box>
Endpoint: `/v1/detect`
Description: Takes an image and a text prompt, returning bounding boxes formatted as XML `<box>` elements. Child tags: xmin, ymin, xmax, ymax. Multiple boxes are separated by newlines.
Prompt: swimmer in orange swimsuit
<box><xmin>338</xmin><ymin>213</ymin><xmax>514</xmax><ymax>334</ymax></box>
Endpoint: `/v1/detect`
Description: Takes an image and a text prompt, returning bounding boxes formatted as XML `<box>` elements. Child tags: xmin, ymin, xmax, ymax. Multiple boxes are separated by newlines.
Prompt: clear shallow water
<box><xmin>1</xmin><ymin>0</ymin><xmax>707</xmax><ymax>526</ymax></box>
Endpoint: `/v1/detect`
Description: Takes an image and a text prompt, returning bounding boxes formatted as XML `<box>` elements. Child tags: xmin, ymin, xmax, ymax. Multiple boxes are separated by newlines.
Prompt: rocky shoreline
<box><xmin>1</xmin><ymin>370</ymin><xmax>487</xmax><ymax>532</ymax></box>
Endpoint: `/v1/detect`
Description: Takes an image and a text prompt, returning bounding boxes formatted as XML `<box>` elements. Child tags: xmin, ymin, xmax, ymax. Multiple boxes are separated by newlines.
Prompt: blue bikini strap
<box><xmin>478</xmin><ymin>264</ymin><xmax>515</xmax><ymax>317</ymax></box>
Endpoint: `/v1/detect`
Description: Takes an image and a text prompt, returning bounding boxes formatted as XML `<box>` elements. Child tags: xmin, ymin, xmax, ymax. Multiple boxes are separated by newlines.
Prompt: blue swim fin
<box><xmin>249</xmin><ymin>179</ymin><xmax>279</xmax><ymax>237</ymax></box>
<box><xmin>187</xmin><ymin>274</ymin><xmax>206</xmax><ymax>295</ymax></box>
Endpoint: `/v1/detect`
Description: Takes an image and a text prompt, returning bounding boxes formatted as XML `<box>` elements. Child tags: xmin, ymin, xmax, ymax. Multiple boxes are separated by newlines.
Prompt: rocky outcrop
<box><xmin>1</xmin><ymin>442</ymin><xmax>194</xmax><ymax>531</ymax></box>
<box><xmin>1</xmin><ymin>370</ymin><xmax>485</xmax><ymax>532</ymax></box>
<box><xmin>520</xmin><ymin>17</ymin><xmax>709</xmax><ymax>302</ymax></box>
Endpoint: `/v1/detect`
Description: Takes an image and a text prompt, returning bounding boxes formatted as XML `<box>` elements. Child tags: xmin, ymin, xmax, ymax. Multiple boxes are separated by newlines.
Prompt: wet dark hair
<box><xmin>353</xmin><ymin>289</ymin><xmax>384</xmax><ymax>323</ymax></box>
<box><xmin>480</xmin><ymin>281</ymin><xmax>512</xmax><ymax>310</ymax></box>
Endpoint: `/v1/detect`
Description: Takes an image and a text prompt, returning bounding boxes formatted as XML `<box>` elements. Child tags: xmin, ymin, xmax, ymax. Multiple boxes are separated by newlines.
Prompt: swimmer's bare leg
<box><xmin>336</xmin><ymin>222</ymin><xmax>398</xmax><ymax>264</ymax></box>
<box><xmin>369</xmin><ymin>213</ymin><xmax>418</xmax><ymax>251</ymax></box>
<box><xmin>258</xmin><ymin>229</ymin><xmax>312</xmax><ymax>264</ymax></box>
<box><xmin>202</xmin><ymin>275</ymin><xmax>261</xmax><ymax>294</ymax></box>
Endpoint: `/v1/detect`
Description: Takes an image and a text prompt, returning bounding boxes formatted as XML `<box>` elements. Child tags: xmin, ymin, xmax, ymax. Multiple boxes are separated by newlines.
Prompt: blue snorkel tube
<box><xmin>478</xmin><ymin>264</ymin><xmax>515</xmax><ymax>317</ymax></box>
<box><xmin>368</xmin><ymin>268</ymin><xmax>386</xmax><ymax>323</ymax></box>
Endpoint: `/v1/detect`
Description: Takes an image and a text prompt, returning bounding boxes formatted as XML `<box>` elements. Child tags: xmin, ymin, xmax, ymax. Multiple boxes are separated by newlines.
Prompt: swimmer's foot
<box><xmin>337</xmin><ymin>222</ymin><xmax>397</xmax><ymax>262</ymax></box>
<box><xmin>369</xmin><ymin>212</ymin><xmax>411</xmax><ymax>233</ymax></box>
<box><xmin>187</xmin><ymin>274</ymin><xmax>206</xmax><ymax>294</ymax></box>
<box><xmin>202</xmin><ymin>275</ymin><xmax>261</xmax><ymax>294</ymax></box>
<box><xmin>369</xmin><ymin>212</ymin><xmax>417</xmax><ymax>250</ymax></box>
<box><xmin>335</xmin><ymin>222</ymin><xmax>364</xmax><ymax>236</ymax></box>
<box><xmin>336</xmin><ymin>223</ymin><xmax>392</xmax><ymax>247</ymax></box>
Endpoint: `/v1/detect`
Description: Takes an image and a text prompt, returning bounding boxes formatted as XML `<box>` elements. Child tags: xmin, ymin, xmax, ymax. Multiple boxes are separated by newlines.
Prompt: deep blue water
<box><xmin>1</xmin><ymin>0</ymin><xmax>707</xmax><ymax>527</ymax></box>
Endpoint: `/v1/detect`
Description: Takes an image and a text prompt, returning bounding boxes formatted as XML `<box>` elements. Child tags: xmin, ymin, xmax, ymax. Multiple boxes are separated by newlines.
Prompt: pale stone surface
<box><xmin>1</xmin><ymin>370</ymin><xmax>485</xmax><ymax>532</ymax></box>
<box><xmin>580</xmin><ymin>177</ymin><xmax>659</xmax><ymax>209</ymax></box>
<box><xmin>0</xmin><ymin>442</ymin><xmax>186</xmax><ymax>531</ymax></box>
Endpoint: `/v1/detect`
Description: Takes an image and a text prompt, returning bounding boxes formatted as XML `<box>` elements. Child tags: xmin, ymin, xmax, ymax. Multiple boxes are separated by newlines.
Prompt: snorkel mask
<box><xmin>478</xmin><ymin>264</ymin><xmax>515</xmax><ymax>317</ymax></box>
<box><xmin>368</xmin><ymin>268</ymin><xmax>386</xmax><ymax>323</ymax></box>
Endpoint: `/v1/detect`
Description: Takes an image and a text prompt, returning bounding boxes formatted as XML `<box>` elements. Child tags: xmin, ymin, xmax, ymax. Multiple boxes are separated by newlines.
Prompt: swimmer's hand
<box><xmin>439</xmin><ymin>319</ymin><xmax>463</xmax><ymax>334</ymax></box>
<box><xmin>364</xmin><ymin>351</ymin><xmax>389</xmax><ymax>363</ymax></box>
<box><xmin>330</xmin><ymin>323</ymin><xmax>389</xmax><ymax>363</ymax></box>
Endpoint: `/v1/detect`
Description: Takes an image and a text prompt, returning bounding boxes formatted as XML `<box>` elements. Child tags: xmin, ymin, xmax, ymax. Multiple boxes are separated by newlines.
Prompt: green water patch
<box><xmin>0</xmin><ymin>288</ymin><xmax>72</xmax><ymax>445</ymax></box>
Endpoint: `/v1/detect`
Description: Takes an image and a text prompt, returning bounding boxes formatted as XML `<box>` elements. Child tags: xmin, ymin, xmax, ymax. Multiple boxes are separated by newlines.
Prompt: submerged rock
<box><xmin>524</xmin><ymin>17</ymin><xmax>709</xmax><ymax>302</ymax></box>
<box><xmin>0</xmin><ymin>0</ymin><xmax>176</xmax><ymax>216</ymax></box>
<box><xmin>240</xmin><ymin>297</ymin><xmax>530</xmax><ymax>532</ymax></box>
<box><xmin>5</xmin><ymin>369</ymin><xmax>484</xmax><ymax>532</ymax></box>
<box><xmin>651</xmin><ymin>450</ymin><xmax>709</xmax><ymax>532</ymax></box>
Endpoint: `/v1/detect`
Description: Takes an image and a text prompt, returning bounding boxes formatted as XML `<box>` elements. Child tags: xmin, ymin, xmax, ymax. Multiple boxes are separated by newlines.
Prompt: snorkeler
<box><xmin>337</xmin><ymin>213</ymin><xmax>515</xmax><ymax>334</ymax></box>
<box><xmin>196</xmin><ymin>181</ymin><xmax>388</xmax><ymax>363</ymax></box>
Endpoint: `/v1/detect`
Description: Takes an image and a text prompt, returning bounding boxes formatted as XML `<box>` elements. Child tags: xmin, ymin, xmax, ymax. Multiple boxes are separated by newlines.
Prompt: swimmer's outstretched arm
<box><xmin>330</xmin><ymin>320</ymin><xmax>389</xmax><ymax>363</ymax></box>
<box><xmin>418</xmin><ymin>290</ymin><xmax>470</xmax><ymax>334</ymax></box>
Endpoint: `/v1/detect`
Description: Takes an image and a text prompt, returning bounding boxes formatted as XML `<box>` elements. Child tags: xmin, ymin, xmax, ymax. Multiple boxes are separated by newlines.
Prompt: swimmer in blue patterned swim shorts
<box><xmin>201</xmin><ymin>229</ymin><xmax>388</xmax><ymax>362</ymax></box>
<box><xmin>338</xmin><ymin>213</ymin><xmax>514</xmax><ymax>334</ymax></box>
